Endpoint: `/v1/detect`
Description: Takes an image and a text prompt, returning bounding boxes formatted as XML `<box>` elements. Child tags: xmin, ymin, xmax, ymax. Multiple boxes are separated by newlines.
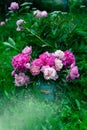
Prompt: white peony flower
<box><xmin>55</xmin><ymin>59</ymin><xmax>63</xmax><ymax>71</ymax></box>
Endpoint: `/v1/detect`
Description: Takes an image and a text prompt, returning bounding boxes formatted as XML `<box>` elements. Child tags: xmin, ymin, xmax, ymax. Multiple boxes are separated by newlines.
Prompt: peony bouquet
<box><xmin>11</xmin><ymin>46</ymin><xmax>80</xmax><ymax>87</ymax></box>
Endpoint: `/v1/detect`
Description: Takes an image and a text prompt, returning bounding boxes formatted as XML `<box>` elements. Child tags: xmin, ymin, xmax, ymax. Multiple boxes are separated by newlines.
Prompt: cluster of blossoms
<box><xmin>16</xmin><ymin>19</ymin><xmax>25</xmax><ymax>31</ymax></box>
<box><xmin>12</xmin><ymin>46</ymin><xmax>80</xmax><ymax>87</ymax></box>
<box><xmin>33</xmin><ymin>10</ymin><xmax>48</xmax><ymax>18</ymax></box>
<box><xmin>30</xmin><ymin>50</ymin><xmax>79</xmax><ymax>81</ymax></box>
<box><xmin>12</xmin><ymin>46</ymin><xmax>32</xmax><ymax>86</ymax></box>
<box><xmin>8</xmin><ymin>2</ymin><xmax>19</xmax><ymax>11</ymax></box>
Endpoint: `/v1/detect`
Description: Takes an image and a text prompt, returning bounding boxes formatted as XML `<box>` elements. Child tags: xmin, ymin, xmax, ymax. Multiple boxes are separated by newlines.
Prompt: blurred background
<box><xmin>0</xmin><ymin>0</ymin><xmax>87</xmax><ymax>16</ymax></box>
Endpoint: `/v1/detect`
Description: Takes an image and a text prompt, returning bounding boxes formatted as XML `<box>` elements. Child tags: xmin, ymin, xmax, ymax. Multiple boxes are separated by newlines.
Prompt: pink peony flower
<box><xmin>41</xmin><ymin>66</ymin><xmax>58</xmax><ymax>80</ymax></box>
<box><xmin>53</xmin><ymin>50</ymin><xmax>65</xmax><ymax>60</ymax></box>
<box><xmin>14</xmin><ymin>73</ymin><xmax>29</xmax><ymax>86</ymax></box>
<box><xmin>24</xmin><ymin>63</ymin><xmax>30</xmax><ymax>69</ymax></box>
<box><xmin>39</xmin><ymin>52</ymin><xmax>55</xmax><ymax>67</ymax></box>
<box><xmin>33</xmin><ymin>10</ymin><xmax>41</xmax><ymax>18</ymax></box>
<box><xmin>12</xmin><ymin>53</ymin><xmax>30</xmax><ymax>72</ymax></box>
<box><xmin>70</xmin><ymin>66</ymin><xmax>80</xmax><ymax>79</ymax></box>
<box><xmin>0</xmin><ymin>21</ymin><xmax>5</xmax><ymax>26</ymax></box>
<box><xmin>8</xmin><ymin>2</ymin><xmax>19</xmax><ymax>11</ymax></box>
<box><xmin>16</xmin><ymin>19</ymin><xmax>25</xmax><ymax>26</ymax></box>
<box><xmin>33</xmin><ymin>10</ymin><xmax>48</xmax><ymax>18</ymax></box>
<box><xmin>54</xmin><ymin>59</ymin><xmax>63</xmax><ymax>71</ymax></box>
<box><xmin>11</xmin><ymin>70</ymin><xmax>16</xmax><ymax>76</ymax></box>
<box><xmin>63</xmin><ymin>50</ymin><xmax>75</xmax><ymax>67</ymax></box>
<box><xmin>66</xmin><ymin>65</ymin><xmax>80</xmax><ymax>81</ymax></box>
<box><xmin>40</xmin><ymin>11</ymin><xmax>48</xmax><ymax>17</ymax></box>
<box><xmin>32</xmin><ymin>58</ymin><xmax>43</xmax><ymax>67</ymax></box>
<box><xmin>16</xmin><ymin>19</ymin><xmax>25</xmax><ymax>31</ymax></box>
<box><xmin>30</xmin><ymin>65</ymin><xmax>40</xmax><ymax>76</ymax></box>
<box><xmin>22</xmin><ymin>46</ymin><xmax>32</xmax><ymax>55</ymax></box>
<box><xmin>16</xmin><ymin>26</ymin><xmax>21</xmax><ymax>31</ymax></box>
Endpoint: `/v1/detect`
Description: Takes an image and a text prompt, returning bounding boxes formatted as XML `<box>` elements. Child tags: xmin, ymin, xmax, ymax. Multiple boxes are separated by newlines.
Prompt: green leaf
<box><xmin>41</xmin><ymin>125</ymin><xmax>48</xmax><ymax>130</ymax></box>
<box><xmin>20</xmin><ymin>2</ymin><xmax>32</xmax><ymax>7</ymax></box>
<box><xmin>3</xmin><ymin>42</ymin><xmax>15</xmax><ymax>48</ymax></box>
<box><xmin>4</xmin><ymin>91</ymin><xmax>10</xmax><ymax>99</ymax></box>
<box><xmin>75</xmin><ymin>99</ymin><xmax>81</xmax><ymax>110</ymax></box>
<box><xmin>3</xmin><ymin>42</ymin><xmax>18</xmax><ymax>51</ymax></box>
<box><xmin>8</xmin><ymin>37</ymin><xmax>16</xmax><ymax>46</ymax></box>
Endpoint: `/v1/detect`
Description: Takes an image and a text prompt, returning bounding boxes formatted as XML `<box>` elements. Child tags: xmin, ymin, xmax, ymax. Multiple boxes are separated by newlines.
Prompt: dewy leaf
<box><xmin>8</xmin><ymin>37</ymin><xmax>16</xmax><ymax>46</ymax></box>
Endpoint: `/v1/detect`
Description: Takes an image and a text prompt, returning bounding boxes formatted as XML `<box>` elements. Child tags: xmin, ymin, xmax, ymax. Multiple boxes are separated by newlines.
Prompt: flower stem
<box><xmin>26</xmin><ymin>27</ymin><xmax>53</xmax><ymax>48</ymax></box>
